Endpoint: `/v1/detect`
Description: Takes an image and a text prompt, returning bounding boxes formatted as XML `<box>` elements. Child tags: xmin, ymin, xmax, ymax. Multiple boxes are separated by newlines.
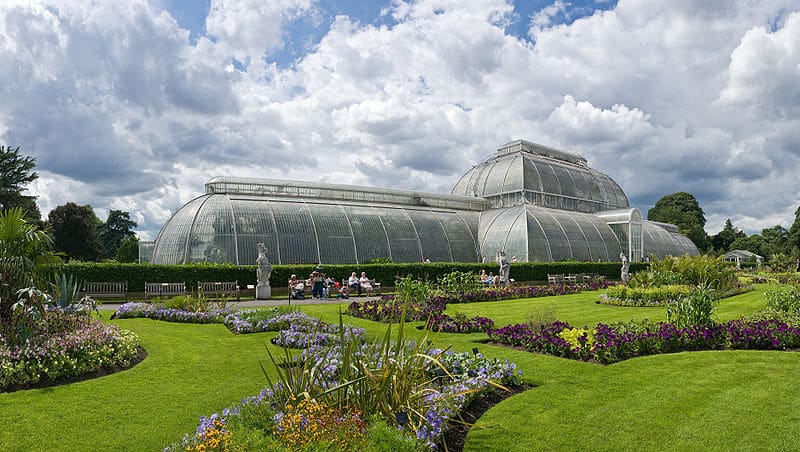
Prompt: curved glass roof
<box><xmin>151</xmin><ymin>193</ymin><xmax>481</xmax><ymax>265</ymax></box>
<box><xmin>478</xmin><ymin>205</ymin><xmax>623</xmax><ymax>262</ymax></box>
<box><xmin>642</xmin><ymin>221</ymin><xmax>699</xmax><ymax>259</ymax></box>
<box><xmin>452</xmin><ymin>140</ymin><xmax>629</xmax><ymax>213</ymax></box>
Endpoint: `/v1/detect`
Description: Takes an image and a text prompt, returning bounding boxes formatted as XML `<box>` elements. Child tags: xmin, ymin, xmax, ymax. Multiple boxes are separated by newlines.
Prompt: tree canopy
<box><xmin>647</xmin><ymin>192</ymin><xmax>709</xmax><ymax>250</ymax></box>
<box><xmin>711</xmin><ymin>219</ymin><xmax>745</xmax><ymax>253</ymax></box>
<box><xmin>47</xmin><ymin>203</ymin><xmax>102</xmax><ymax>261</ymax></box>
<box><xmin>99</xmin><ymin>210</ymin><xmax>138</xmax><ymax>259</ymax></box>
<box><xmin>0</xmin><ymin>145</ymin><xmax>41</xmax><ymax>223</ymax></box>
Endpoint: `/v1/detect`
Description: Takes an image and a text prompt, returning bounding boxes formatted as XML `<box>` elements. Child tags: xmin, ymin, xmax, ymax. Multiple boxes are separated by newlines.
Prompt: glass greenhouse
<box><xmin>151</xmin><ymin>140</ymin><xmax>698</xmax><ymax>264</ymax></box>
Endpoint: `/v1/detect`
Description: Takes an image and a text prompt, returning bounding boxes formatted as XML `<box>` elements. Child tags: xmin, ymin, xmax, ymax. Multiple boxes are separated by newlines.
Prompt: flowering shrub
<box><xmin>346</xmin><ymin>297</ymin><xmax>446</xmax><ymax>323</ymax></box>
<box><xmin>425</xmin><ymin>313</ymin><xmax>495</xmax><ymax>333</ymax></box>
<box><xmin>275</xmin><ymin>397</ymin><xmax>367</xmax><ymax>450</ymax></box>
<box><xmin>184</xmin><ymin>415</ymin><xmax>236</xmax><ymax>452</ymax></box>
<box><xmin>170</xmin><ymin>316</ymin><xmax>524</xmax><ymax>451</ymax></box>
<box><xmin>489</xmin><ymin>317</ymin><xmax>800</xmax><ymax>364</ymax></box>
<box><xmin>270</xmin><ymin>320</ymin><xmax>366</xmax><ymax>349</ymax></box>
<box><xmin>1</xmin><ymin>311</ymin><xmax>141</xmax><ymax>390</ymax></box>
<box><xmin>435</xmin><ymin>281</ymin><xmax>616</xmax><ymax>305</ymax></box>
<box><xmin>111</xmin><ymin>302</ymin><xmax>230</xmax><ymax>324</ymax></box>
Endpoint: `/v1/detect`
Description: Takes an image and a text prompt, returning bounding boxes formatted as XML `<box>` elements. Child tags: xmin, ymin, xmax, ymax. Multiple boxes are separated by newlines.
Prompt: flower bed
<box><xmin>1</xmin><ymin>312</ymin><xmax>141</xmax><ymax>390</ymax></box>
<box><xmin>487</xmin><ymin>318</ymin><xmax>800</xmax><ymax>364</ymax></box>
<box><xmin>425</xmin><ymin>314</ymin><xmax>495</xmax><ymax>333</ymax></box>
<box><xmin>346</xmin><ymin>297</ymin><xmax>447</xmax><ymax>323</ymax></box>
<box><xmin>437</xmin><ymin>281</ymin><xmax>616</xmax><ymax>305</ymax></box>
<box><xmin>168</xmin><ymin>317</ymin><xmax>523</xmax><ymax>451</ymax></box>
<box><xmin>599</xmin><ymin>285</ymin><xmax>691</xmax><ymax>307</ymax></box>
<box><xmin>112</xmin><ymin>303</ymin><xmax>313</xmax><ymax>335</ymax></box>
<box><xmin>112</xmin><ymin>302</ymin><xmax>230</xmax><ymax>324</ymax></box>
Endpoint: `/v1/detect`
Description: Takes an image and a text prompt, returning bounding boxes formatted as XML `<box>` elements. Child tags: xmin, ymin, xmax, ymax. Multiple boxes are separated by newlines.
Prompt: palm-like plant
<box><xmin>0</xmin><ymin>207</ymin><xmax>60</xmax><ymax>322</ymax></box>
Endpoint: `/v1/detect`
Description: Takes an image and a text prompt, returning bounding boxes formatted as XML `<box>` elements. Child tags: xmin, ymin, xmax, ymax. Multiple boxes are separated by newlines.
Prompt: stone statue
<box><xmin>497</xmin><ymin>250</ymin><xmax>511</xmax><ymax>287</ymax></box>
<box><xmin>256</xmin><ymin>243</ymin><xmax>273</xmax><ymax>300</ymax></box>
<box><xmin>620</xmin><ymin>252</ymin><xmax>630</xmax><ymax>284</ymax></box>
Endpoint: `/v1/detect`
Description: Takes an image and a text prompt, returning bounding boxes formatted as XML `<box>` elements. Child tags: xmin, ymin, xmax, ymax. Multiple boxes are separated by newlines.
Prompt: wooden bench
<box><xmin>83</xmin><ymin>281</ymin><xmax>127</xmax><ymax>301</ymax></box>
<box><xmin>547</xmin><ymin>274</ymin><xmax>565</xmax><ymax>286</ymax></box>
<box><xmin>198</xmin><ymin>281</ymin><xmax>240</xmax><ymax>301</ymax></box>
<box><xmin>144</xmin><ymin>282</ymin><xmax>187</xmax><ymax>300</ymax></box>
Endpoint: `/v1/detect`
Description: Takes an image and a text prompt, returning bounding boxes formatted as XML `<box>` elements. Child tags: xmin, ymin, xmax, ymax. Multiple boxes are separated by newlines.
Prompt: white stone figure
<box><xmin>256</xmin><ymin>243</ymin><xmax>273</xmax><ymax>300</ymax></box>
<box><xmin>497</xmin><ymin>250</ymin><xmax>511</xmax><ymax>287</ymax></box>
<box><xmin>620</xmin><ymin>252</ymin><xmax>630</xmax><ymax>284</ymax></box>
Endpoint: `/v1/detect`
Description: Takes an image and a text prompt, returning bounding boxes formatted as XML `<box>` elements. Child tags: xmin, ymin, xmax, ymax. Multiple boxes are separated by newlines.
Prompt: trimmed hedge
<box><xmin>46</xmin><ymin>261</ymin><xmax>646</xmax><ymax>292</ymax></box>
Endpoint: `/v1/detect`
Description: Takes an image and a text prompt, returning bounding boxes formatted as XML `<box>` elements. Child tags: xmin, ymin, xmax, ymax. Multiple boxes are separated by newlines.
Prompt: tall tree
<box><xmin>788</xmin><ymin>206</ymin><xmax>800</xmax><ymax>257</ymax></box>
<box><xmin>115</xmin><ymin>235</ymin><xmax>139</xmax><ymax>263</ymax></box>
<box><xmin>730</xmin><ymin>234</ymin><xmax>764</xmax><ymax>257</ymax></box>
<box><xmin>647</xmin><ymin>192</ymin><xmax>710</xmax><ymax>251</ymax></box>
<box><xmin>99</xmin><ymin>210</ymin><xmax>138</xmax><ymax>259</ymax></box>
<box><xmin>760</xmin><ymin>225</ymin><xmax>789</xmax><ymax>258</ymax></box>
<box><xmin>711</xmin><ymin>219</ymin><xmax>745</xmax><ymax>252</ymax></box>
<box><xmin>47</xmin><ymin>203</ymin><xmax>102</xmax><ymax>261</ymax></box>
<box><xmin>0</xmin><ymin>145</ymin><xmax>41</xmax><ymax>223</ymax></box>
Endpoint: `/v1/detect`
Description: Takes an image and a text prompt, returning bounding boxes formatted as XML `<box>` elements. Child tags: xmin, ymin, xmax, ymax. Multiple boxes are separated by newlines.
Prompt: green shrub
<box><xmin>604</xmin><ymin>285</ymin><xmax>692</xmax><ymax>306</ymax></box>
<box><xmin>666</xmin><ymin>287</ymin><xmax>719</xmax><ymax>329</ymax></box>
<box><xmin>437</xmin><ymin>271</ymin><xmax>480</xmax><ymax>294</ymax></box>
<box><xmin>764</xmin><ymin>284</ymin><xmax>800</xmax><ymax>315</ymax></box>
<box><xmin>629</xmin><ymin>255</ymin><xmax>738</xmax><ymax>292</ymax></box>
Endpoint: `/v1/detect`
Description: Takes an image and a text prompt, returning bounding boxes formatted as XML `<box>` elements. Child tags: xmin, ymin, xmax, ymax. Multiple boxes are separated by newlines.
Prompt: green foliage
<box><xmin>364</xmin><ymin>257</ymin><xmax>394</xmax><ymax>264</ymax></box>
<box><xmin>50</xmin><ymin>273</ymin><xmax>81</xmax><ymax>308</ymax></box>
<box><xmin>0</xmin><ymin>207</ymin><xmax>61</xmax><ymax>322</ymax></box>
<box><xmin>604</xmin><ymin>285</ymin><xmax>692</xmax><ymax>306</ymax></box>
<box><xmin>437</xmin><ymin>270</ymin><xmax>479</xmax><ymax>294</ymax></box>
<box><xmin>115</xmin><ymin>235</ymin><xmax>139</xmax><ymax>263</ymax></box>
<box><xmin>0</xmin><ymin>145</ymin><xmax>41</xmax><ymax>224</ymax></box>
<box><xmin>629</xmin><ymin>255</ymin><xmax>738</xmax><ymax>292</ymax></box>
<box><xmin>47</xmin><ymin>202</ymin><xmax>102</xmax><ymax>261</ymax></box>
<box><xmin>666</xmin><ymin>287</ymin><xmax>719</xmax><ymax>328</ymax></box>
<box><xmin>764</xmin><ymin>284</ymin><xmax>800</xmax><ymax>315</ymax></box>
<box><xmin>393</xmin><ymin>275</ymin><xmax>434</xmax><ymax>304</ymax></box>
<box><xmin>365</xmin><ymin>415</ymin><xmax>426</xmax><ymax>452</ymax></box>
<box><xmin>788</xmin><ymin>205</ymin><xmax>800</xmax><ymax>257</ymax></box>
<box><xmin>647</xmin><ymin>191</ymin><xmax>709</xmax><ymax>250</ymax></box>
<box><xmin>768</xmin><ymin>253</ymin><xmax>794</xmax><ymax>272</ymax></box>
<box><xmin>711</xmin><ymin>219</ymin><xmax>745</xmax><ymax>253</ymax></box>
<box><xmin>99</xmin><ymin>210</ymin><xmax>137</xmax><ymax>259</ymax></box>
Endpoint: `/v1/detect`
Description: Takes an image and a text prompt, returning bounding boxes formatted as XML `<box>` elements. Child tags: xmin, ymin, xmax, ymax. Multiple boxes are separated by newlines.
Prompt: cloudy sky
<box><xmin>2</xmin><ymin>0</ymin><xmax>799</xmax><ymax>239</ymax></box>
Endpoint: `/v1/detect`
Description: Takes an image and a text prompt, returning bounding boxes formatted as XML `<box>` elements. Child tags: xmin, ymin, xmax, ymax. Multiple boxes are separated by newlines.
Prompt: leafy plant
<box><xmin>393</xmin><ymin>275</ymin><xmax>434</xmax><ymax>305</ymax></box>
<box><xmin>50</xmin><ymin>273</ymin><xmax>81</xmax><ymax>308</ymax></box>
<box><xmin>764</xmin><ymin>284</ymin><xmax>800</xmax><ymax>315</ymax></box>
<box><xmin>666</xmin><ymin>287</ymin><xmax>719</xmax><ymax>329</ymax></box>
<box><xmin>437</xmin><ymin>271</ymin><xmax>480</xmax><ymax>294</ymax></box>
<box><xmin>0</xmin><ymin>207</ymin><xmax>60</xmax><ymax>325</ymax></box>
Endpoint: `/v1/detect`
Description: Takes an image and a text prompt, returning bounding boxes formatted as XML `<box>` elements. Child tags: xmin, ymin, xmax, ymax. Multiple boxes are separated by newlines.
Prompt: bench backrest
<box><xmin>83</xmin><ymin>281</ymin><xmax>127</xmax><ymax>293</ymax></box>
<box><xmin>144</xmin><ymin>282</ymin><xmax>186</xmax><ymax>298</ymax></box>
<box><xmin>197</xmin><ymin>281</ymin><xmax>239</xmax><ymax>291</ymax></box>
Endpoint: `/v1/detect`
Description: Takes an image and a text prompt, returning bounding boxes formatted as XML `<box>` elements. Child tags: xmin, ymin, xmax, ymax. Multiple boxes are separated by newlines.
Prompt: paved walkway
<box><xmin>97</xmin><ymin>296</ymin><xmax>383</xmax><ymax>310</ymax></box>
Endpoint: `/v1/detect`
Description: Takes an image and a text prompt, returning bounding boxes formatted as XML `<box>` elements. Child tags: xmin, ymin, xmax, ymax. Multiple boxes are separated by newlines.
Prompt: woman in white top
<box><xmin>359</xmin><ymin>271</ymin><xmax>373</xmax><ymax>295</ymax></box>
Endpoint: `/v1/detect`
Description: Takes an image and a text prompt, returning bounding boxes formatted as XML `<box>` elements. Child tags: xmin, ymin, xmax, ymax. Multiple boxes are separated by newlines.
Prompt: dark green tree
<box><xmin>711</xmin><ymin>219</ymin><xmax>745</xmax><ymax>252</ymax></box>
<box><xmin>47</xmin><ymin>203</ymin><xmax>102</xmax><ymax>261</ymax></box>
<box><xmin>115</xmin><ymin>235</ymin><xmax>139</xmax><ymax>263</ymax></box>
<box><xmin>99</xmin><ymin>210</ymin><xmax>138</xmax><ymax>259</ymax></box>
<box><xmin>730</xmin><ymin>234</ymin><xmax>764</xmax><ymax>257</ymax></box>
<box><xmin>760</xmin><ymin>225</ymin><xmax>789</xmax><ymax>258</ymax></box>
<box><xmin>788</xmin><ymin>206</ymin><xmax>800</xmax><ymax>257</ymax></box>
<box><xmin>0</xmin><ymin>145</ymin><xmax>41</xmax><ymax>223</ymax></box>
<box><xmin>647</xmin><ymin>192</ymin><xmax>710</xmax><ymax>251</ymax></box>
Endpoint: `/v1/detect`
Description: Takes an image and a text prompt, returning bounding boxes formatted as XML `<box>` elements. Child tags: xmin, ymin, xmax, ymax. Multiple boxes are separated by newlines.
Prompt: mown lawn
<box><xmin>2</xmin><ymin>285</ymin><xmax>793</xmax><ymax>451</ymax></box>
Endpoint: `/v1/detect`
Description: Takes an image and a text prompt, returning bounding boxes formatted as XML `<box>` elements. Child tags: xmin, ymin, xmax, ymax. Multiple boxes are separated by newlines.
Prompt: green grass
<box><xmin>0</xmin><ymin>285</ymin><xmax>785</xmax><ymax>451</ymax></box>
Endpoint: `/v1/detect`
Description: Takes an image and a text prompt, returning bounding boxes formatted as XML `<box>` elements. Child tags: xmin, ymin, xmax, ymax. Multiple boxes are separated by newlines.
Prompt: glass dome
<box><xmin>642</xmin><ymin>221</ymin><xmax>700</xmax><ymax>259</ymax></box>
<box><xmin>478</xmin><ymin>205</ymin><xmax>623</xmax><ymax>262</ymax></box>
<box><xmin>452</xmin><ymin>140</ymin><xmax>629</xmax><ymax>213</ymax></box>
<box><xmin>151</xmin><ymin>192</ymin><xmax>481</xmax><ymax>265</ymax></box>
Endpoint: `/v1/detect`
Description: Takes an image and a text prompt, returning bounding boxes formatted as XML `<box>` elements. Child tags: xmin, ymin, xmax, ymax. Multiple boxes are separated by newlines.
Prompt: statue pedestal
<box><xmin>256</xmin><ymin>285</ymin><xmax>271</xmax><ymax>300</ymax></box>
